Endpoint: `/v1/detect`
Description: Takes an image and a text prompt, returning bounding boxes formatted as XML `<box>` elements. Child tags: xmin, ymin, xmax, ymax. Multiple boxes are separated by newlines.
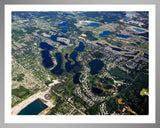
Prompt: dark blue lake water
<box><xmin>96</xmin><ymin>42</ymin><xmax>103</xmax><ymax>46</ymax></box>
<box><xmin>65</xmin><ymin>52</ymin><xmax>78</xmax><ymax>72</ymax></box>
<box><xmin>50</xmin><ymin>53</ymin><xmax>63</xmax><ymax>75</ymax></box>
<box><xmin>124</xmin><ymin>17</ymin><xmax>130</xmax><ymax>21</ymax></box>
<box><xmin>58</xmin><ymin>22</ymin><xmax>67</xmax><ymax>27</ymax></box>
<box><xmin>88</xmin><ymin>59</ymin><xmax>104</xmax><ymax>75</ymax></box>
<box><xmin>105</xmin><ymin>85</ymin><xmax>113</xmax><ymax>89</ymax></box>
<box><xmin>111</xmin><ymin>47</ymin><xmax>122</xmax><ymax>52</ymax></box>
<box><xmin>136</xmin><ymin>42</ymin><xmax>141</xmax><ymax>45</ymax></box>
<box><xmin>50</xmin><ymin>35</ymin><xmax>67</xmax><ymax>45</ymax></box>
<box><xmin>60</xmin><ymin>30</ymin><xmax>67</xmax><ymax>33</ymax></box>
<box><xmin>75</xmin><ymin>42</ymin><xmax>85</xmax><ymax>52</ymax></box>
<box><xmin>138</xmin><ymin>32</ymin><xmax>148</xmax><ymax>38</ymax></box>
<box><xmin>70</xmin><ymin>51</ymin><xmax>78</xmax><ymax>63</ymax></box>
<box><xmin>143</xmin><ymin>38</ymin><xmax>148</xmax><ymax>41</ymax></box>
<box><xmin>117</xmin><ymin>34</ymin><xmax>130</xmax><ymax>38</ymax></box>
<box><xmin>65</xmin><ymin>53</ymin><xmax>68</xmax><ymax>59</ymax></box>
<box><xmin>132</xmin><ymin>51</ymin><xmax>139</xmax><ymax>55</ymax></box>
<box><xmin>64</xmin><ymin>42</ymin><xmax>84</xmax><ymax>83</ymax></box>
<box><xmin>138</xmin><ymin>32</ymin><xmax>148</xmax><ymax>41</ymax></box>
<box><xmin>73</xmin><ymin>73</ymin><xmax>81</xmax><ymax>84</ymax></box>
<box><xmin>99</xmin><ymin>31</ymin><xmax>111</xmax><ymax>38</ymax></box>
<box><xmin>58</xmin><ymin>22</ymin><xmax>68</xmax><ymax>33</ymax></box>
<box><xmin>65</xmin><ymin>54</ymin><xmax>82</xmax><ymax>73</ymax></box>
<box><xmin>65</xmin><ymin>43</ymin><xmax>83</xmax><ymax>73</ymax></box>
<box><xmin>134</xmin><ymin>28</ymin><xmax>144</xmax><ymax>32</ymax></box>
<box><xmin>85</xmin><ymin>23</ymin><xmax>101</xmax><ymax>27</ymax></box>
<box><xmin>39</xmin><ymin>42</ymin><xmax>54</xmax><ymax>50</ymax></box>
<box><xmin>18</xmin><ymin>99</ymin><xmax>48</xmax><ymax>115</ymax></box>
<box><xmin>143</xmin><ymin>53</ymin><xmax>148</xmax><ymax>59</ymax></box>
<box><xmin>92</xmin><ymin>87</ymin><xmax>103</xmax><ymax>95</ymax></box>
<box><xmin>41</xmin><ymin>50</ymin><xmax>54</xmax><ymax>68</ymax></box>
<box><xmin>123</xmin><ymin>50</ymin><xmax>130</xmax><ymax>52</ymax></box>
<box><xmin>65</xmin><ymin>59</ymin><xmax>73</xmax><ymax>72</ymax></box>
<box><xmin>130</xmin><ymin>43</ymin><xmax>136</xmax><ymax>46</ymax></box>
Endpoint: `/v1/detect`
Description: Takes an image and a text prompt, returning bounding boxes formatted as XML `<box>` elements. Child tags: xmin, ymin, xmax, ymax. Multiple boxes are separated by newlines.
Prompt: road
<box><xmin>12</xmin><ymin>58</ymin><xmax>85</xmax><ymax>115</ymax></box>
<box><xmin>51</xmin><ymin>89</ymin><xmax>86</xmax><ymax>115</ymax></box>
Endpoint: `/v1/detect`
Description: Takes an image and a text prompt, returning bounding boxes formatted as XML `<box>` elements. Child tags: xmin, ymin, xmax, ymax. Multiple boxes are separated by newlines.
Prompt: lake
<box><xmin>41</xmin><ymin>50</ymin><xmax>54</xmax><ymax>68</ymax></box>
<box><xmin>70</xmin><ymin>51</ymin><xmax>78</xmax><ymax>63</ymax></box>
<box><xmin>64</xmin><ymin>43</ymin><xmax>84</xmax><ymax>83</ymax></box>
<box><xmin>65</xmin><ymin>59</ymin><xmax>73</xmax><ymax>72</ymax></box>
<box><xmin>124</xmin><ymin>17</ymin><xmax>130</xmax><ymax>21</ymax></box>
<box><xmin>88</xmin><ymin>59</ymin><xmax>104</xmax><ymax>75</ymax></box>
<box><xmin>138</xmin><ymin>32</ymin><xmax>149</xmax><ymax>41</ymax></box>
<box><xmin>39</xmin><ymin>42</ymin><xmax>54</xmax><ymax>50</ymax></box>
<box><xmin>117</xmin><ymin>34</ymin><xmax>130</xmax><ymax>38</ymax></box>
<box><xmin>133</xmin><ymin>28</ymin><xmax>145</xmax><ymax>32</ymax></box>
<box><xmin>143</xmin><ymin>53</ymin><xmax>148</xmax><ymax>59</ymax></box>
<box><xmin>73</xmin><ymin>72</ymin><xmax>81</xmax><ymax>84</ymax></box>
<box><xmin>111</xmin><ymin>47</ymin><xmax>122</xmax><ymax>52</ymax></box>
<box><xmin>50</xmin><ymin>35</ymin><xmax>67</xmax><ymax>45</ymax></box>
<box><xmin>99</xmin><ymin>31</ymin><xmax>111</xmax><ymax>38</ymax></box>
<box><xmin>130</xmin><ymin>43</ymin><xmax>136</xmax><ymax>46</ymax></box>
<box><xmin>65</xmin><ymin>53</ymin><xmax>73</xmax><ymax>72</ymax></box>
<box><xmin>96</xmin><ymin>42</ymin><xmax>103</xmax><ymax>46</ymax></box>
<box><xmin>58</xmin><ymin>21</ymin><xmax>67</xmax><ymax>27</ymax></box>
<box><xmin>58</xmin><ymin>22</ymin><xmax>68</xmax><ymax>33</ymax></box>
<box><xmin>60</xmin><ymin>30</ymin><xmax>67</xmax><ymax>33</ymax></box>
<box><xmin>85</xmin><ymin>22</ymin><xmax>101</xmax><ymax>27</ymax></box>
<box><xmin>92</xmin><ymin>87</ymin><xmax>103</xmax><ymax>95</ymax></box>
<box><xmin>65</xmin><ymin>53</ymin><xmax>68</xmax><ymax>59</ymax></box>
<box><xmin>75</xmin><ymin>42</ymin><xmax>85</xmax><ymax>52</ymax></box>
<box><xmin>50</xmin><ymin>53</ymin><xmax>63</xmax><ymax>75</ymax></box>
<box><xmin>136</xmin><ymin>42</ymin><xmax>141</xmax><ymax>45</ymax></box>
<box><xmin>105</xmin><ymin>85</ymin><xmax>113</xmax><ymax>89</ymax></box>
<box><xmin>18</xmin><ymin>98</ymin><xmax>48</xmax><ymax>115</ymax></box>
<box><xmin>138</xmin><ymin>32</ymin><xmax>148</xmax><ymax>41</ymax></box>
<box><xmin>138</xmin><ymin>32</ymin><xmax>148</xmax><ymax>38</ymax></box>
<box><xmin>65</xmin><ymin>51</ymin><xmax>80</xmax><ymax>72</ymax></box>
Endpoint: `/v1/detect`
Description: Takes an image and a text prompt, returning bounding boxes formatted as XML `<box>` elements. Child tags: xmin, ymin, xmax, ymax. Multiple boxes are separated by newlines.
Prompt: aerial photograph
<box><xmin>11</xmin><ymin>11</ymin><xmax>149</xmax><ymax>115</ymax></box>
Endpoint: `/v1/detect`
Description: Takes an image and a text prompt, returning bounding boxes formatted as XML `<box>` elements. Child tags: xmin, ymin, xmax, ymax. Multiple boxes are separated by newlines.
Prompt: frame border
<box><xmin>0</xmin><ymin>0</ymin><xmax>160</xmax><ymax>128</ymax></box>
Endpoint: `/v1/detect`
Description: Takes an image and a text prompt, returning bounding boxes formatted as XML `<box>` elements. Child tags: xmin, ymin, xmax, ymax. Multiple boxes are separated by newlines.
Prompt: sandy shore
<box><xmin>12</xmin><ymin>89</ymin><xmax>54</xmax><ymax>115</ymax></box>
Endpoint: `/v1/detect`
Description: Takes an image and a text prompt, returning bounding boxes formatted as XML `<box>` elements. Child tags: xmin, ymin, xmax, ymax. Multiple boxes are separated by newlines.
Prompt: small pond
<box><xmin>92</xmin><ymin>87</ymin><xmax>103</xmax><ymax>95</ymax></box>
<box><xmin>133</xmin><ymin>28</ymin><xmax>145</xmax><ymax>32</ymax></box>
<box><xmin>117</xmin><ymin>34</ymin><xmax>130</xmax><ymax>38</ymax></box>
<box><xmin>111</xmin><ymin>47</ymin><xmax>122</xmax><ymax>52</ymax></box>
<box><xmin>136</xmin><ymin>42</ymin><xmax>141</xmax><ymax>45</ymax></box>
<box><xmin>99</xmin><ymin>31</ymin><xmax>111</xmax><ymax>38</ymax></box>
<box><xmin>18</xmin><ymin>99</ymin><xmax>48</xmax><ymax>115</ymax></box>
<box><xmin>58</xmin><ymin>22</ymin><xmax>68</xmax><ymax>33</ymax></box>
<box><xmin>85</xmin><ymin>22</ymin><xmax>101</xmax><ymax>27</ymax></box>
